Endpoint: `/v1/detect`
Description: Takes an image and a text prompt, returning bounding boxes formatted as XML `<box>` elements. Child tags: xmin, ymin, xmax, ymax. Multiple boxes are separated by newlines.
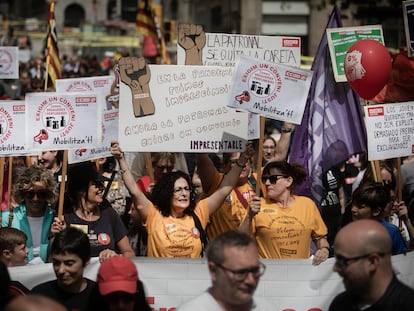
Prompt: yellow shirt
<box><xmin>252</xmin><ymin>196</ymin><xmax>327</xmax><ymax>259</ymax></box>
<box><xmin>145</xmin><ymin>199</ymin><xmax>209</xmax><ymax>258</ymax></box>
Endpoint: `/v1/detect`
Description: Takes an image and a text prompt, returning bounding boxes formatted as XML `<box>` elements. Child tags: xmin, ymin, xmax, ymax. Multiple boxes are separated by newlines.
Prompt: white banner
<box><xmin>228</xmin><ymin>56</ymin><xmax>313</xmax><ymax>124</ymax></box>
<box><xmin>9</xmin><ymin>252</ymin><xmax>414</xmax><ymax>311</ymax></box>
<box><xmin>364</xmin><ymin>102</ymin><xmax>414</xmax><ymax>160</ymax></box>
<box><xmin>0</xmin><ymin>47</ymin><xmax>19</xmax><ymax>79</ymax></box>
<box><xmin>177</xmin><ymin>32</ymin><xmax>301</xmax><ymax>68</ymax></box>
<box><xmin>0</xmin><ymin>101</ymin><xmax>28</xmax><ymax>155</ymax></box>
<box><xmin>118</xmin><ymin>60</ymin><xmax>249</xmax><ymax>153</ymax></box>
<box><xmin>25</xmin><ymin>92</ymin><xmax>102</xmax><ymax>150</ymax></box>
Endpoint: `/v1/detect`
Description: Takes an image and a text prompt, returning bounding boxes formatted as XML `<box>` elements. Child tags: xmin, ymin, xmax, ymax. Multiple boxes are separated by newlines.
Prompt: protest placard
<box><xmin>25</xmin><ymin>92</ymin><xmax>101</xmax><ymax>150</ymax></box>
<box><xmin>118</xmin><ymin>58</ymin><xmax>249</xmax><ymax>152</ymax></box>
<box><xmin>0</xmin><ymin>100</ymin><xmax>27</xmax><ymax>155</ymax></box>
<box><xmin>364</xmin><ymin>101</ymin><xmax>414</xmax><ymax>160</ymax></box>
<box><xmin>68</xmin><ymin>109</ymin><xmax>119</xmax><ymax>163</ymax></box>
<box><xmin>326</xmin><ymin>25</ymin><xmax>384</xmax><ymax>82</ymax></box>
<box><xmin>0</xmin><ymin>47</ymin><xmax>19</xmax><ymax>79</ymax></box>
<box><xmin>228</xmin><ymin>56</ymin><xmax>313</xmax><ymax>124</ymax></box>
<box><xmin>177</xmin><ymin>31</ymin><xmax>301</xmax><ymax>68</ymax></box>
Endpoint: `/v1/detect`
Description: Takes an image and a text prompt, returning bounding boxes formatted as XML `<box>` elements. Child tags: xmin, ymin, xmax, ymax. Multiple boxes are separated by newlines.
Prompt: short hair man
<box><xmin>0</xmin><ymin>227</ymin><xmax>29</xmax><ymax>267</ymax></box>
<box><xmin>329</xmin><ymin>219</ymin><xmax>414</xmax><ymax>311</ymax></box>
<box><xmin>177</xmin><ymin>230</ymin><xmax>272</xmax><ymax>311</ymax></box>
<box><xmin>31</xmin><ymin>227</ymin><xmax>95</xmax><ymax>311</ymax></box>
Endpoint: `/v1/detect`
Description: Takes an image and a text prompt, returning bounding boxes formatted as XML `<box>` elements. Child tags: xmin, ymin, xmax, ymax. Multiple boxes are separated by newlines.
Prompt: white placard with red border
<box><xmin>56</xmin><ymin>75</ymin><xmax>115</xmax><ymax>110</ymax></box>
<box><xmin>0</xmin><ymin>100</ymin><xmax>27</xmax><ymax>155</ymax></box>
<box><xmin>68</xmin><ymin>109</ymin><xmax>119</xmax><ymax>164</ymax></box>
<box><xmin>228</xmin><ymin>56</ymin><xmax>313</xmax><ymax>124</ymax></box>
<box><xmin>25</xmin><ymin>92</ymin><xmax>101</xmax><ymax>150</ymax></box>
<box><xmin>118</xmin><ymin>64</ymin><xmax>249</xmax><ymax>153</ymax></box>
<box><xmin>0</xmin><ymin>47</ymin><xmax>19</xmax><ymax>79</ymax></box>
<box><xmin>364</xmin><ymin>101</ymin><xmax>414</xmax><ymax>160</ymax></box>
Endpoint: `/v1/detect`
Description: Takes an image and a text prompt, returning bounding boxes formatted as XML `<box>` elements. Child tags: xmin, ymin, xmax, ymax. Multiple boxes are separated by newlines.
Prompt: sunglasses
<box><xmin>23</xmin><ymin>189</ymin><xmax>50</xmax><ymax>200</ymax></box>
<box><xmin>261</xmin><ymin>174</ymin><xmax>287</xmax><ymax>184</ymax></box>
<box><xmin>157</xmin><ymin>165</ymin><xmax>174</xmax><ymax>171</ymax></box>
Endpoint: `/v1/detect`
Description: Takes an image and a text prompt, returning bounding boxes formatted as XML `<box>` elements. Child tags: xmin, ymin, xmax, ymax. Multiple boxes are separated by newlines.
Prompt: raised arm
<box><xmin>273</xmin><ymin>121</ymin><xmax>295</xmax><ymax>161</ymax></box>
<box><xmin>195</xmin><ymin>153</ymin><xmax>220</xmax><ymax>194</ymax></box>
<box><xmin>110</xmin><ymin>141</ymin><xmax>150</xmax><ymax>222</ymax></box>
<box><xmin>206</xmin><ymin>141</ymin><xmax>254</xmax><ymax>215</ymax></box>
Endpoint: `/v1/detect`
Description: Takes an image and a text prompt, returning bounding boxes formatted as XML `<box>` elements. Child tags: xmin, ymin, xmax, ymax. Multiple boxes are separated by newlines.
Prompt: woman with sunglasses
<box><xmin>1</xmin><ymin>165</ymin><xmax>58</xmax><ymax>263</ymax></box>
<box><xmin>110</xmin><ymin>140</ymin><xmax>255</xmax><ymax>258</ymax></box>
<box><xmin>51</xmin><ymin>161</ymin><xmax>135</xmax><ymax>262</ymax></box>
<box><xmin>240</xmin><ymin>161</ymin><xmax>330</xmax><ymax>265</ymax></box>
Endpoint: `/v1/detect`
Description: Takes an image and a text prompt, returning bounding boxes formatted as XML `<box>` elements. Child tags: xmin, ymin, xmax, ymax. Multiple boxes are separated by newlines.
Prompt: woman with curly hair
<box><xmin>1</xmin><ymin>165</ymin><xmax>58</xmax><ymax>263</ymax></box>
<box><xmin>240</xmin><ymin>161</ymin><xmax>330</xmax><ymax>265</ymax></box>
<box><xmin>111</xmin><ymin>140</ymin><xmax>254</xmax><ymax>258</ymax></box>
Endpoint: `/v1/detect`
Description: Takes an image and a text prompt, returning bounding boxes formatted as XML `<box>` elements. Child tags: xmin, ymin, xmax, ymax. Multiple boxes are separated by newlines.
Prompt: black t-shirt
<box><xmin>31</xmin><ymin>278</ymin><xmax>95</xmax><ymax>311</ymax></box>
<box><xmin>329</xmin><ymin>276</ymin><xmax>414</xmax><ymax>311</ymax></box>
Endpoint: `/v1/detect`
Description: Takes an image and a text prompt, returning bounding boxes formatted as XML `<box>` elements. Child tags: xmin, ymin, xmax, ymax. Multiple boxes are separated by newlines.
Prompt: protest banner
<box><xmin>0</xmin><ymin>47</ymin><xmax>19</xmax><ymax>79</ymax></box>
<box><xmin>177</xmin><ymin>31</ymin><xmax>301</xmax><ymax>68</ymax></box>
<box><xmin>9</xmin><ymin>252</ymin><xmax>414</xmax><ymax>311</ymax></box>
<box><xmin>118</xmin><ymin>58</ymin><xmax>249</xmax><ymax>152</ymax></box>
<box><xmin>326</xmin><ymin>25</ymin><xmax>384</xmax><ymax>82</ymax></box>
<box><xmin>25</xmin><ymin>92</ymin><xmax>101</xmax><ymax>150</ymax></box>
<box><xmin>0</xmin><ymin>100</ymin><xmax>27</xmax><ymax>155</ymax></box>
<box><xmin>228</xmin><ymin>56</ymin><xmax>313</xmax><ymax>124</ymax></box>
<box><xmin>403</xmin><ymin>0</ymin><xmax>414</xmax><ymax>57</ymax></box>
<box><xmin>364</xmin><ymin>101</ymin><xmax>414</xmax><ymax>161</ymax></box>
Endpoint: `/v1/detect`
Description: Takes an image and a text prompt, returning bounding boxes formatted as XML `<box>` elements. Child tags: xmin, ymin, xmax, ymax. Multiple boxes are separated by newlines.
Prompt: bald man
<box><xmin>329</xmin><ymin>219</ymin><xmax>414</xmax><ymax>311</ymax></box>
<box><xmin>5</xmin><ymin>295</ymin><xmax>66</xmax><ymax>311</ymax></box>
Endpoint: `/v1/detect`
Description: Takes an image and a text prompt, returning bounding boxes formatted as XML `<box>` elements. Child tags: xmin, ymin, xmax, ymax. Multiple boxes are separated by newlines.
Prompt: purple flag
<box><xmin>288</xmin><ymin>6</ymin><xmax>367</xmax><ymax>208</ymax></box>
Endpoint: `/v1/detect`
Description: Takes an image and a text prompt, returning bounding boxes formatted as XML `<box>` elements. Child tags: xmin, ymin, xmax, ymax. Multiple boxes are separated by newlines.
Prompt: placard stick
<box><xmin>57</xmin><ymin>150</ymin><xmax>68</xmax><ymax>220</ymax></box>
<box><xmin>396</xmin><ymin>158</ymin><xmax>403</xmax><ymax>229</ymax></box>
<box><xmin>255</xmin><ymin>116</ymin><xmax>265</xmax><ymax>195</ymax></box>
<box><xmin>146</xmin><ymin>152</ymin><xmax>154</xmax><ymax>183</ymax></box>
<box><xmin>7</xmin><ymin>157</ymin><xmax>13</xmax><ymax>227</ymax></box>
<box><xmin>0</xmin><ymin>157</ymin><xmax>4</xmax><ymax>206</ymax></box>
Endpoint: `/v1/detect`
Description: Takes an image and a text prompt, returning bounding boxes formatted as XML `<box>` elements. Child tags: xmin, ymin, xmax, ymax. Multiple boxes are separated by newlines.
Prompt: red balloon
<box><xmin>344</xmin><ymin>39</ymin><xmax>392</xmax><ymax>100</ymax></box>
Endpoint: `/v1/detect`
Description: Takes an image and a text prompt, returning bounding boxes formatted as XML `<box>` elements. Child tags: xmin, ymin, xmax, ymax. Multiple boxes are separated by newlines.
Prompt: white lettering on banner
<box><xmin>10</xmin><ymin>253</ymin><xmax>414</xmax><ymax>311</ymax></box>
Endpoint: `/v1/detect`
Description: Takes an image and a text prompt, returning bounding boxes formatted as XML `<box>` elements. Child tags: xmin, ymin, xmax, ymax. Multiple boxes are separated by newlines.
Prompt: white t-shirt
<box><xmin>177</xmin><ymin>290</ymin><xmax>273</xmax><ymax>311</ymax></box>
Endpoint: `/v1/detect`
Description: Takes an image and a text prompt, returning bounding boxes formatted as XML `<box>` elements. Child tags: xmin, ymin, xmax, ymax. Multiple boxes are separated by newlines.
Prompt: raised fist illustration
<box><xmin>118</xmin><ymin>57</ymin><xmax>155</xmax><ymax>117</ymax></box>
<box><xmin>178</xmin><ymin>23</ymin><xmax>206</xmax><ymax>65</ymax></box>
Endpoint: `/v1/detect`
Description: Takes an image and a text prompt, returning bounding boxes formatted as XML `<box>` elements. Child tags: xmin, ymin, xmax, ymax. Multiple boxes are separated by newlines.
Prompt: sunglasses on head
<box><xmin>261</xmin><ymin>174</ymin><xmax>287</xmax><ymax>184</ymax></box>
<box><xmin>24</xmin><ymin>189</ymin><xmax>50</xmax><ymax>200</ymax></box>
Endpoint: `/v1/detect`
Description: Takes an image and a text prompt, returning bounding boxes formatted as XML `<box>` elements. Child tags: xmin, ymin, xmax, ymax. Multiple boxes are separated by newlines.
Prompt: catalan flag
<box><xmin>136</xmin><ymin>0</ymin><xmax>159</xmax><ymax>43</ymax></box>
<box><xmin>45</xmin><ymin>0</ymin><xmax>61</xmax><ymax>88</ymax></box>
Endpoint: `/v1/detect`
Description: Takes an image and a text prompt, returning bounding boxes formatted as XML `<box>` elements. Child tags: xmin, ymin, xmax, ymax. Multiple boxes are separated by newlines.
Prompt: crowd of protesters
<box><xmin>1</xmin><ymin>34</ymin><xmax>414</xmax><ymax>310</ymax></box>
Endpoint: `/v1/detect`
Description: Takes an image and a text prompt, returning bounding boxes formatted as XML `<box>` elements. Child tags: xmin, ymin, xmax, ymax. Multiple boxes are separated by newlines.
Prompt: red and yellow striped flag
<box><xmin>45</xmin><ymin>0</ymin><xmax>61</xmax><ymax>88</ymax></box>
<box><xmin>136</xmin><ymin>0</ymin><xmax>159</xmax><ymax>43</ymax></box>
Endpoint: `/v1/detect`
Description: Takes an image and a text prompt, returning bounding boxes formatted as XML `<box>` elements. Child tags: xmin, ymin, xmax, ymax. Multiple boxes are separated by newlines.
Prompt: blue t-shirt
<box><xmin>381</xmin><ymin>220</ymin><xmax>407</xmax><ymax>255</ymax></box>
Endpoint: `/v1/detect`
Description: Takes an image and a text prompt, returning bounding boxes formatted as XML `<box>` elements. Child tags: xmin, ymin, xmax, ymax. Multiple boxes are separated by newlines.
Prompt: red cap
<box><xmin>97</xmin><ymin>256</ymin><xmax>138</xmax><ymax>295</ymax></box>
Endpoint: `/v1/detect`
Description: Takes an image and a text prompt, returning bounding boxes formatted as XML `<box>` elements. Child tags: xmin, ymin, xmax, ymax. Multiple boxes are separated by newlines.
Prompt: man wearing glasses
<box><xmin>177</xmin><ymin>230</ymin><xmax>272</xmax><ymax>311</ymax></box>
<box><xmin>329</xmin><ymin>219</ymin><xmax>414</xmax><ymax>311</ymax></box>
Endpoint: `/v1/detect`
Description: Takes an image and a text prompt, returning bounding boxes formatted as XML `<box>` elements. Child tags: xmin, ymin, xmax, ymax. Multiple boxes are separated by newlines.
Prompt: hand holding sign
<box><xmin>344</xmin><ymin>39</ymin><xmax>392</xmax><ymax>100</ymax></box>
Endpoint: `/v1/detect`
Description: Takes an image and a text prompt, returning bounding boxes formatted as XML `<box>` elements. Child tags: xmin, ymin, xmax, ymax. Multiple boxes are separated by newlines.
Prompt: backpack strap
<box><xmin>191</xmin><ymin>212</ymin><xmax>208</xmax><ymax>257</ymax></box>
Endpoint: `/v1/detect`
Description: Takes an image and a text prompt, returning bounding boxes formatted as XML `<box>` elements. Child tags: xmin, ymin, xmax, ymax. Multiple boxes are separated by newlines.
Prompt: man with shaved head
<box><xmin>329</xmin><ymin>219</ymin><xmax>414</xmax><ymax>311</ymax></box>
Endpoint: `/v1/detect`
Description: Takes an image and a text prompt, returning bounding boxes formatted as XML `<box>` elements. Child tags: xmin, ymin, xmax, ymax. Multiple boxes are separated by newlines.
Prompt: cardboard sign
<box><xmin>118</xmin><ymin>57</ymin><xmax>248</xmax><ymax>152</ymax></box>
<box><xmin>364</xmin><ymin>102</ymin><xmax>414</xmax><ymax>160</ymax></box>
<box><xmin>25</xmin><ymin>92</ymin><xmax>101</xmax><ymax>150</ymax></box>
<box><xmin>0</xmin><ymin>47</ymin><xmax>19</xmax><ymax>79</ymax></box>
<box><xmin>326</xmin><ymin>25</ymin><xmax>384</xmax><ymax>82</ymax></box>
<box><xmin>228</xmin><ymin>56</ymin><xmax>313</xmax><ymax>124</ymax></box>
<box><xmin>0</xmin><ymin>100</ymin><xmax>27</xmax><ymax>155</ymax></box>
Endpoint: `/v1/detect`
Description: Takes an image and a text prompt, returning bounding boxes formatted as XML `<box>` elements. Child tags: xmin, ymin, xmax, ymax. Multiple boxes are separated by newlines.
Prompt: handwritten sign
<box><xmin>25</xmin><ymin>92</ymin><xmax>101</xmax><ymax>150</ymax></box>
<box><xmin>56</xmin><ymin>76</ymin><xmax>115</xmax><ymax>110</ymax></box>
<box><xmin>68</xmin><ymin>109</ymin><xmax>119</xmax><ymax>164</ymax></box>
<box><xmin>0</xmin><ymin>47</ymin><xmax>19</xmax><ymax>79</ymax></box>
<box><xmin>326</xmin><ymin>25</ymin><xmax>384</xmax><ymax>82</ymax></box>
<box><xmin>228</xmin><ymin>56</ymin><xmax>313</xmax><ymax>124</ymax></box>
<box><xmin>118</xmin><ymin>62</ymin><xmax>249</xmax><ymax>152</ymax></box>
<box><xmin>364</xmin><ymin>102</ymin><xmax>414</xmax><ymax>160</ymax></box>
<box><xmin>177</xmin><ymin>32</ymin><xmax>301</xmax><ymax>68</ymax></box>
<box><xmin>0</xmin><ymin>100</ymin><xmax>27</xmax><ymax>155</ymax></box>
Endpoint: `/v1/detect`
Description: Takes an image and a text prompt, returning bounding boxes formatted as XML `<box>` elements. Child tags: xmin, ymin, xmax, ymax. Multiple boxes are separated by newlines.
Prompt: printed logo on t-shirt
<box><xmin>190</xmin><ymin>227</ymin><xmax>200</xmax><ymax>239</ymax></box>
<box><xmin>165</xmin><ymin>223</ymin><xmax>177</xmax><ymax>233</ymax></box>
<box><xmin>97</xmin><ymin>233</ymin><xmax>111</xmax><ymax>245</ymax></box>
